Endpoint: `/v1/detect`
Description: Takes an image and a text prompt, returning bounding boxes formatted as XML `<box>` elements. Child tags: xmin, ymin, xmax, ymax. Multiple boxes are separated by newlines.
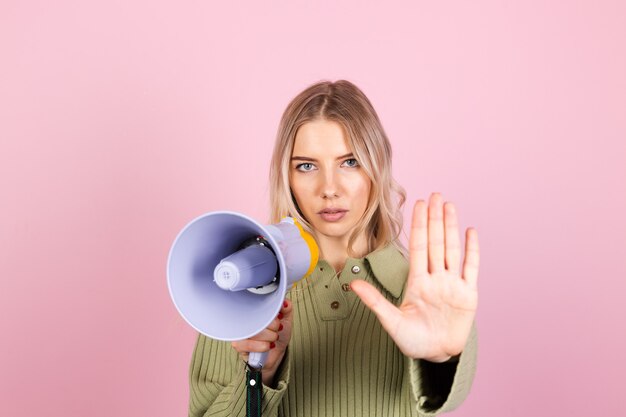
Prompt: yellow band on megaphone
<box><xmin>292</xmin><ymin>218</ymin><xmax>319</xmax><ymax>278</ymax></box>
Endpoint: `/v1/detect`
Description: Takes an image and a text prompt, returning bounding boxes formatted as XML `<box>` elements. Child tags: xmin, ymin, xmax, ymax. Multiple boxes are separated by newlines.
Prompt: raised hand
<box><xmin>351</xmin><ymin>192</ymin><xmax>479</xmax><ymax>362</ymax></box>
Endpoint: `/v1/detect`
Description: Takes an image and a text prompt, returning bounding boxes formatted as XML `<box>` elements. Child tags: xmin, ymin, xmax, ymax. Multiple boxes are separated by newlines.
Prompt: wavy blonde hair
<box><xmin>269</xmin><ymin>80</ymin><xmax>406</xmax><ymax>256</ymax></box>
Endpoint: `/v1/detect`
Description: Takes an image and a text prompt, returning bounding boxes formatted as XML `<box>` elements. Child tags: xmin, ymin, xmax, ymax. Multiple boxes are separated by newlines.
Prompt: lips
<box><xmin>319</xmin><ymin>207</ymin><xmax>345</xmax><ymax>213</ymax></box>
<box><xmin>318</xmin><ymin>208</ymin><xmax>348</xmax><ymax>222</ymax></box>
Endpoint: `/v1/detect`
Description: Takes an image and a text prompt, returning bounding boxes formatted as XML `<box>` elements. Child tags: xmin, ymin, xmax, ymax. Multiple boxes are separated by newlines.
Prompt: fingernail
<box><xmin>270</xmin><ymin>342</ymin><xmax>276</xmax><ymax>349</ymax></box>
<box><xmin>278</xmin><ymin>313</ymin><xmax>283</xmax><ymax>320</ymax></box>
<box><xmin>283</xmin><ymin>301</ymin><xmax>288</xmax><ymax>308</ymax></box>
<box><xmin>278</xmin><ymin>324</ymin><xmax>283</xmax><ymax>331</ymax></box>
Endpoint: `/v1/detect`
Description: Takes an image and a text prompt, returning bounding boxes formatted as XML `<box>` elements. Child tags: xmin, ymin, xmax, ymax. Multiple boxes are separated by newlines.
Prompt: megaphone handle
<box><xmin>248</xmin><ymin>351</ymin><xmax>269</xmax><ymax>369</ymax></box>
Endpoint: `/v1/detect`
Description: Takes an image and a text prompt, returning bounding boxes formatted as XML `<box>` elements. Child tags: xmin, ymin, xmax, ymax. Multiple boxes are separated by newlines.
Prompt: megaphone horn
<box><xmin>167</xmin><ymin>212</ymin><xmax>318</xmax><ymax>369</ymax></box>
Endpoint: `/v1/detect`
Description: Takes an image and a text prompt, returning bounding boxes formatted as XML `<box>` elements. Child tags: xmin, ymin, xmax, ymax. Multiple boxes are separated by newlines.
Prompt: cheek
<box><xmin>352</xmin><ymin>176</ymin><xmax>372</xmax><ymax>208</ymax></box>
<box><xmin>289</xmin><ymin>177</ymin><xmax>313</xmax><ymax>211</ymax></box>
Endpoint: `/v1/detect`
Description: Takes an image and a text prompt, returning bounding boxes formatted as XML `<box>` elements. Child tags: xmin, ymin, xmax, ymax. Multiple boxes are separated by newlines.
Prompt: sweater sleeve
<box><xmin>188</xmin><ymin>334</ymin><xmax>291</xmax><ymax>417</ymax></box>
<box><xmin>407</xmin><ymin>321</ymin><xmax>478</xmax><ymax>416</ymax></box>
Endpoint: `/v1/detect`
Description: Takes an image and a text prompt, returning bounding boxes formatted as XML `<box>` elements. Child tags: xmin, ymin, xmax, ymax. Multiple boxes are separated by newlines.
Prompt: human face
<box><xmin>289</xmin><ymin>119</ymin><xmax>372</xmax><ymax>249</ymax></box>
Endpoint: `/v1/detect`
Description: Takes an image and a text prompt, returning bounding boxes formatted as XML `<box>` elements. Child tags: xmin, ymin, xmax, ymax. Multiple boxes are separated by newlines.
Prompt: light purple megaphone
<box><xmin>167</xmin><ymin>212</ymin><xmax>318</xmax><ymax>369</ymax></box>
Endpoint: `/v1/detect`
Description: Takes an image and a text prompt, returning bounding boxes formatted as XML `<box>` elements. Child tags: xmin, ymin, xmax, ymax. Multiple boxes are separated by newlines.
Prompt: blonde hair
<box><xmin>269</xmin><ymin>80</ymin><xmax>406</xmax><ymax>256</ymax></box>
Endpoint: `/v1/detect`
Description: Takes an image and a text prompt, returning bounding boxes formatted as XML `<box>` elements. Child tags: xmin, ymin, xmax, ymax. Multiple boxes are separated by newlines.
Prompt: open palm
<box><xmin>351</xmin><ymin>192</ymin><xmax>479</xmax><ymax>362</ymax></box>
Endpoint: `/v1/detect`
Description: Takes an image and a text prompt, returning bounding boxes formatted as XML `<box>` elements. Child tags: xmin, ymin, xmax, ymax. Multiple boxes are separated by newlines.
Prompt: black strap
<box><xmin>246</xmin><ymin>367</ymin><xmax>262</xmax><ymax>417</ymax></box>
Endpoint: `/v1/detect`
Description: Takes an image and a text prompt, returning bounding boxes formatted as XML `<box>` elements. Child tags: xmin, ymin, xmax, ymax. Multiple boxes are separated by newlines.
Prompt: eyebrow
<box><xmin>291</xmin><ymin>153</ymin><xmax>354</xmax><ymax>162</ymax></box>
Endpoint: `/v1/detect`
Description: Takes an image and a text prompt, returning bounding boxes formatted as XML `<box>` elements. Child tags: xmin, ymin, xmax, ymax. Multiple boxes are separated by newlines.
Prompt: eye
<box><xmin>342</xmin><ymin>158</ymin><xmax>359</xmax><ymax>168</ymax></box>
<box><xmin>296</xmin><ymin>162</ymin><xmax>316</xmax><ymax>172</ymax></box>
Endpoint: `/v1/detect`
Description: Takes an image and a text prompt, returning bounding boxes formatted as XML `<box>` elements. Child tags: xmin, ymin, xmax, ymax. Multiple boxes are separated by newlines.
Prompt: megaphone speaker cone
<box><xmin>167</xmin><ymin>212</ymin><xmax>288</xmax><ymax>341</ymax></box>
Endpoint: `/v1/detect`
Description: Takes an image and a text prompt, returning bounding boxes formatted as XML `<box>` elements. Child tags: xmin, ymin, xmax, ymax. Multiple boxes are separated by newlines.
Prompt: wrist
<box><xmin>261</xmin><ymin>348</ymin><xmax>289</xmax><ymax>388</ymax></box>
<box><xmin>422</xmin><ymin>351</ymin><xmax>461</xmax><ymax>363</ymax></box>
<box><xmin>261</xmin><ymin>367</ymin><xmax>278</xmax><ymax>387</ymax></box>
<box><xmin>423</xmin><ymin>355</ymin><xmax>452</xmax><ymax>363</ymax></box>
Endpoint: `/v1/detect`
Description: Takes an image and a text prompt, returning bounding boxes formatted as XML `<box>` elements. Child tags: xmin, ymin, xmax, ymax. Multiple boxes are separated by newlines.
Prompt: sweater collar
<box><xmin>363</xmin><ymin>243</ymin><xmax>408</xmax><ymax>299</ymax></box>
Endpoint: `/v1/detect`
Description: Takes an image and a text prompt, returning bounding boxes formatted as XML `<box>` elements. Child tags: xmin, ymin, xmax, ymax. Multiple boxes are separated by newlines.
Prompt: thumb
<box><xmin>350</xmin><ymin>279</ymin><xmax>402</xmax><ymax>338</ymax></box>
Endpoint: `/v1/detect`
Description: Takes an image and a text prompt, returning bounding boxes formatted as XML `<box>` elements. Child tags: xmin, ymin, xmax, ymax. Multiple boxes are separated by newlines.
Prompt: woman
<box><xmin>189</xmin><ymin>80</ymin><xmax>479</xmax><ymax>416</ymax></box>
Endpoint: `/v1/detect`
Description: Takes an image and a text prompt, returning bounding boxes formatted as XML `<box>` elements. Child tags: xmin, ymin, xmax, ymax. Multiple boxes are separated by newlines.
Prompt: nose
<box><xmin>320</xmin><ymin>168</ymin><xmax>339</xmax><ymax>199</ymax></box>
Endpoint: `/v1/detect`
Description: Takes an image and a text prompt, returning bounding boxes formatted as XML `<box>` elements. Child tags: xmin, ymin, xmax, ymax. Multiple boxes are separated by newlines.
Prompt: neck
<box><xmin>315</xmin><ymin>233</ymin><xmax>369</xmax><ymax>272</ymax></box>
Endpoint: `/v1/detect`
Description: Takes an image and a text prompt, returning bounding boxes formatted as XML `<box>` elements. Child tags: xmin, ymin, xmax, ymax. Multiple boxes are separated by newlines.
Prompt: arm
<box><xmin>408</xmin><ymin>321</ymin><xmax>478</xmax><ymax>415</ymax></box>
<box><xmin>188</xmin><ymin>334</ymin><xmax>292</xmax><ymax>417</ymax></box>
<box><xmin>351</xmin><ymin>193</ymin><xmax>480</xmax><ymax>414</ymax></box>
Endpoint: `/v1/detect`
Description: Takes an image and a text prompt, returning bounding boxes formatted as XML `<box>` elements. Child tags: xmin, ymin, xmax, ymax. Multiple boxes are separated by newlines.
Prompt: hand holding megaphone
<box><xmin>230</xmin><ymin>298</ymin><xmax>293</xmax><ymax>386</ymax></box>
<box><xmin>167</xmin><ymin>212</ymin><xmax>318</xmax><ymax>371</ymax></box>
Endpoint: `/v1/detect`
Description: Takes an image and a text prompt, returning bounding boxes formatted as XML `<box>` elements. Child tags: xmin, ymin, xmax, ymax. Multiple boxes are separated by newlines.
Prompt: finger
<box><xmin>350</xmin><ymin>280</ymin><xmax>402</xmax><ymax>339</ymax></box>
<box><xmin>275</xmin><ymin>298</ymin><xmax>293</xmax><ymax>321</ymax></box>
<box><xmin>266</xmin><ymin>317</ymin><xmax>281</xmax><ymax>332</ymax></box>
<box><xmin>279</xmin><ymin>299</ymin><xmax>293</xmax><ymax>317</ymax></box>
<box><xmin>231</xmin><ymin>328</ymin><xmax>279</xmax><ymax>354</ymax></box>
<box><xmin>231</xmin><ymin>339</ymin><xmax>273</xmax><ymax>354</ymax></box>
<box><xmin>444</xmin><ymin>202</ymin><xmax>461</xmax><ymax>274</ymax></box>
<box><xmin>250</xmin><ymin>328</ymin><xmax>280</xmax><ymax>343</ymax></box>
<box><xmin>231</xmin><ymin>341</ymin><xmax>248</xmax><ymax>355</ymax></box>
<box><xmin>462</xmin><ymin>228</ymin><xmax>480</xmax><ymax>289</ymax></box>
<box><xmin>428</xmin><ymin>193</ymin><xmax>445</xmax><ymax>274</ymax></box>
<box><xmin>409</xmin><ymin>200</ymin><xmax>428</xmax><ymax>276</ymax></box>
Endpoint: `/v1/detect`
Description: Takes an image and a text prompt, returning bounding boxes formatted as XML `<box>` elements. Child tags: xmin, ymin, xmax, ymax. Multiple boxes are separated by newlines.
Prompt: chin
<box><xmin>312</xmin><ymin>223</ymin><xmax>353</xmax><ymax>239</ymax></box>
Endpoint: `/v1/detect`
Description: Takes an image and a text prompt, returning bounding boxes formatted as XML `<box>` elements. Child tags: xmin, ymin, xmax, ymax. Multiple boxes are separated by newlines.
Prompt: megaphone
<box><xmin>167</xmin><ymin>211</ymin><xmax>318</xmax><ymax>369</ymax></box>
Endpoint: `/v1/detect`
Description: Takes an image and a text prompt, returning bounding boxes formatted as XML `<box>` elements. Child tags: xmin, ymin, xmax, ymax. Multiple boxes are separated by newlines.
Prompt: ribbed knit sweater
<box><xmin>189</xmin><ymin>244</ymin><xmax>478</xmax><ymax>416</ymax></box>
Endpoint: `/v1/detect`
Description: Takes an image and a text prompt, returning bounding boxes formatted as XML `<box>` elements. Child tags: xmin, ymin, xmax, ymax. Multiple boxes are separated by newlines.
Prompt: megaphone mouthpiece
<box><xmin>213</xmin><ymin>244</ymin><xmax>278</xmax><ymax>291</ymax></box>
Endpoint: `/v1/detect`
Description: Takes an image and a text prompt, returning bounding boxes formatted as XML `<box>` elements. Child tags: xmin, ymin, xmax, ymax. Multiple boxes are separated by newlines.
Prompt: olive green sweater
<box><xmin>189</xmin><ymin>244</ymin><xmax>477</xmax><ymax>416</ymax></box>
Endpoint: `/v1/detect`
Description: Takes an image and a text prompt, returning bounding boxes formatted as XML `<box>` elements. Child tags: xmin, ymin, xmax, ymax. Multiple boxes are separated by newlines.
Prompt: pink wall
<box><xmin>1</xmin><ymin>1</ymin><xmax>624</xmax><ymax>416</ymax></box>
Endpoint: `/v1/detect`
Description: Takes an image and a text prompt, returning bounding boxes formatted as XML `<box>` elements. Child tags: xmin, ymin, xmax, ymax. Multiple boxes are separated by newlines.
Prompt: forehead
<box><xmin>293</xmin><ymin>120</ymin><xmax>351</xmax><ymax>156</ymax></box>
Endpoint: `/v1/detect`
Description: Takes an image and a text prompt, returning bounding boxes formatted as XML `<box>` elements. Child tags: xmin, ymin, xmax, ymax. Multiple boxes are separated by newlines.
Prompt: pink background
<box><xmin>1</xmin><ymin>1</ymin><xmax>625</xmax><ymax>416</ymax></box>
